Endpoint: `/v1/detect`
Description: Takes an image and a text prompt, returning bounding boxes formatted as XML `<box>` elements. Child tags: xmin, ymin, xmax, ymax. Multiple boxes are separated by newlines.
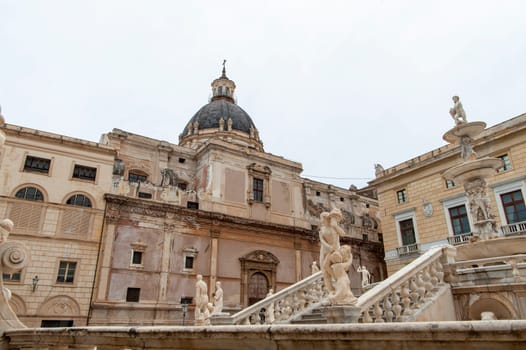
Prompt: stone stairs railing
<box><xmin>213</xmin><ymin>270</ymin><xmax>327</xmax><ymax>325</ymax></box>
<box><xmin>351</xmin><ymin>245</ymin><xmax>456</xmax><ymax>323</ymax></box>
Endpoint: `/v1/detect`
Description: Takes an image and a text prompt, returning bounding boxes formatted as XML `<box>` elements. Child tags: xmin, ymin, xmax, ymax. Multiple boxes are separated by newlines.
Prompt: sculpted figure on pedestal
<box><xmin>311</xmin><ymin>261</ymin><xmax>320</xmax><ymax>274</ymax></box>
<box><xmin>212</xmin><ymin>281</ymin><xmax>224</xmax><ymax>314</ymax></box>
<box><xmin>319</xmin><ymin>208</ymin><xmax>346</xmax><ymax>293</ymax></box>
<box><xmin>357</xmin><ymin>265</ymin><xmax>371</xmax><ymax>288</ymax></box>
<box><xmin>449</xmin><ymin>95</ymin><xmax>467</xmax><ymax>125</ymax></box>
<box><xmin>466</xmin><ymin>179</ymin><xmax>493</xmax><ymax>222</ymax></box>
<box><xmin>265</xmin><ymin>289</ymin><xmax>275</xmax><ymax>324</ymax></box>
<box><xmin>460</xmin><ymin>136</ymin><xmax>478</xmax><ymax>162</ymax></box>
<box><xmin>194</xmin><ymin>274</ymin><xmax>211</xmax><ymax>325</ymax></box>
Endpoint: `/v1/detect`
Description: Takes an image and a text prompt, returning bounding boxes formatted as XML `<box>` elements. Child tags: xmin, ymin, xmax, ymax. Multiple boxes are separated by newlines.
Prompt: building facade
<box><xmin>0</xmin><ymin>67</ymin><xmax>385</xmax><ymax>326</ymax></box>
<box><xmin>370</xmin><ymin>113</ymin><xmax>526</xmax><ymax>276</ymax></box>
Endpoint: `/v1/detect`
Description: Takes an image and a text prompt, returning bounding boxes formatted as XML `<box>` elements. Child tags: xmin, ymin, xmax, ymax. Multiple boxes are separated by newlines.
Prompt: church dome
<box><xmin>179</xmin><ymin>63</ymin><xmax>263</xmax><ymax>151</ymax></box>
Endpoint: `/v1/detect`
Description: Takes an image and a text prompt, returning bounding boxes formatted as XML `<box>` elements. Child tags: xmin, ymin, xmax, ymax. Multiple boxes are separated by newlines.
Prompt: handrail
<box><xmin>224</xmin><ymin>271</ymin><xmax>326</xmax><ymax>325</ymax></box>
<box><xmin>501</xmin><ymin>220</ymin><xmax>526</xmax><ymax>236</ymax></box>
<box><xmin>353</xmin><ymin>245</ymin><xmax>456</xmax><ymax>323</ymax></box>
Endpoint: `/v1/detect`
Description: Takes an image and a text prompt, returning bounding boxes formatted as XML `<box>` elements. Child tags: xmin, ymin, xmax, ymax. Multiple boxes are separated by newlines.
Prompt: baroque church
<box><xmin>0</xmin><ymin>66</ymin><xmax>385</xmax><ymax>326</ymax></box>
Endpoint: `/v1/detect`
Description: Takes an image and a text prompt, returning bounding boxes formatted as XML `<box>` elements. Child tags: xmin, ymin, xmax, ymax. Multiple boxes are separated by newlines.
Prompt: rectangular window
<box><xmin>445</xmin><ymin>180</ymin><xmax>455</xmax><ymax>188</ymax></box>
<box><xmin>399</xmin><ymin>218</ymin><xmax>416</xmax><ymax>245</ymax></box>
<box><xmin>448</xmin><ymin>205</ymin><xmax>470</xmax><ymax>235</ymax></box>
<box><xmin>56</xmin><ymin>261</ymin><xmax>77</xmax><ymax>283</ymax></box>
<box><xmin>177</xmin><ymin>183</ymin><xmax>187</xmax><ymax>191</ymax></box>
<box><xmin>497</xmin><ymin>154</ymin><xmax>512</xmax><ymax>173</ymax></box>
<box><xmin>253</xmin><ymin>178</ymin><xmax>264</xmax><ymax>202</ymax></box>
<box><xmin>131</xmin><ymin>251</ymin><xmax>143</xmax><ymax>265</ymax></box>
<box><xmin>129</xmin><ymin>172</ymin><xmax>147</xmax><ymax>183</ymax></box>
<box><xmin>184</xmin><ymin>256</ymin><xmax>194</xmax><ymax>270</ymax></box>
<box><xmin>397</xmin><ymin>189</ymin><xmax>407</xmax><ymax>204</ymax></box>
<box><xmin>24</xmin><ymin>156</ymin><xmax>51</xmax><ymax>174</ymax></box>
<box><xmin>187</xmin><ymin>201</ymin><xmax>199</xmax><ymax>209</ymax></box>
<box><xmin>501</xmin><ymin>190</ymin><xmax>526</xmax><ymax>224</ymax></box>
<box><xmin>2</xmin><ymin>272</ymin><xmax>21</xmax><ymax>282</ymax></box>
<box><xmin>41</xmin><ymin>320</ymin><xmax>74</xmax><ymax>328</ymax></box>
<box><xmin>138</xmin><ymin>192</ymin><xmax>152</xmax><ymax>199</ymax></box>
<box><xmin>72</xmin><ymin>165</ymin><xmax>97</xmax><ymax>181</ymax></box>
<box><xmin>126</xmin><ymin>287</ymin><xmax>141</xmax><ymax>302</ymax></box>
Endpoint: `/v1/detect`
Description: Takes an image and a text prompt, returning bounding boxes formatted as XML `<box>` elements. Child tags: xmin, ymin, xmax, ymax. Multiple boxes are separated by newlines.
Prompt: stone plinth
<box><xmin>442</xmin><ymin>121</ymin><xmax>486</xmax><ymax>143</ymax></box>
<box><xmin>322</xmin><ymin>305</ymin><xmax>361</xmax><ymax>324</ymax></box>
<box><xmin>443</xmin><ymin>158</ymin><xmax>503</xmax><ymax>185</ymax></box>
<box><xmin>456</xmin><ymin>236</ymin><xmax>526</xmax><ymax>261</ymax></box>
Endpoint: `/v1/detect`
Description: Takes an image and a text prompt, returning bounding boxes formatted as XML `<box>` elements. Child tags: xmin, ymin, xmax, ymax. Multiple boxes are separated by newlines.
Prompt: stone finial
<box><xmin>219</xmin><ymin>117</ymin><xmax>225</xmax><ymax>131</ymax></box>
<box><xmin>449</xmin><ymin>95</ymin><xmax>467</xmax><ymax>125</ymax></box>
<box><xmin>374</xmin><ymin>163</ymin><xmax>384</xmax><ymax>176</ymax></box>
<box><xmin>227</xmin><ymin>118</ymin><xmax>233</xmax><ymax>131</ymax></box>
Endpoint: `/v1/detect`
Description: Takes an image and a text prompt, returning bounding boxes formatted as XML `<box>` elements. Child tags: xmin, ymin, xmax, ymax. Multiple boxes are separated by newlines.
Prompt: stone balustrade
<box><xmin>352</xmin><ymin>245</ymin><xmax>456</xmax><ymax>323</ymax></box>
<box><xmin>450</xmin><ymin>254</ymin><xmax>526</xmax><ymax>284</ymax></box>
<box><xmin>501</xmin><ymin>220</ymin><xmax>526</xmax><ymax>237</ymax></box>
<box><xmin>396</xmin><ymin>243</ymin><xmax>420</xmax><ymax>257</ymax></box>
<box><xmin>213</xmin><ymin>271</ymin><xmax>327</xmax><ymax>325</ymax></box>
<box><xmin>447</xmin><ymin>232</ymin><xmax>473</xmax><ymax>246</ymax></box>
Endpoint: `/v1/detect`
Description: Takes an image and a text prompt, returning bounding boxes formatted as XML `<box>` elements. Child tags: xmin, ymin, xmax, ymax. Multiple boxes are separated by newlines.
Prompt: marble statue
<box><xmin>466</xmin><ymin>179</ymin><xmax>493</xmax><ymax>222</ymax></box>
<box><xmin>460</xmin><ymin>136</ymin><xmax>477</xmax><ymax>162</ymax></box>
<box><xmin>0</xmin><ymin>219</ymin><xmax>13</xmax><ymax>244</ymax></box>
<box><xmin>194</xmin><ymin>274</ymin><xmax>210</xmax><ymax>325</ymax></box>
<box><xmin>264</xmin><ymin>289</ymin><xmax>275</xmax><ymax>324</ymax></box>
<box><xmin>212</xmin><ymin>281</ymin><xmax>224</xmax><ymax>314</ymax></box>
<box><xmin>160</xmin><ymin>168</ymin><xmax>176</xmax><ymax>186</ymax></box>
<box><xmin>325</xmin><ymin>245</ymin><xmax>357</xmax><ymax>305</ymax></box>
<box><xmin>449</xmin><ymin>95</ymin><xmax>467</xmax><ymax>125</ymax></box>
<box><xmin>319</xmin><ymin>209</ymin><xmax>357</xmax><ymax>305</ymax></box>
<box><xmin>311</xmin><ymin>261</ymin><xmax>320</xmax><ymax>274</ymax></box>
<box><xmin>357</xmin><ymin>265</ymin><xmax>371</xmax><ymax>288</ymax></box>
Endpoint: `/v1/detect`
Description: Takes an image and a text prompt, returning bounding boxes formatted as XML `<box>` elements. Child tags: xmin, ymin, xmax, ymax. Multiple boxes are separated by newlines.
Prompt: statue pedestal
<box><xmin>322</xmin><ymin>305</ymin><xmax>361</xmax><ymax>324</ymax></box>
<box><xmin>210</xmin><ymin>313</ymin><xmax>234</xmax><ymax>325</ymax></box>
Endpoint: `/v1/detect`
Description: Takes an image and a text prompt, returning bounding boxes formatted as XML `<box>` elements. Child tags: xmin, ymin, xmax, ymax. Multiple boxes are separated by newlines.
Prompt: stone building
<box><xmin>0</xmin><ymin>67</ymin><xmax>385</xmax><ymax>327</ymax></box>
<box><xmin>0</xmin><ymin>119</ymin><xmax>115</xmax><ymax>327</ymax></box>
<box><xmin>369</xmin><ymin>112</ymin><xmax>526</xmax><ymax>276</ymax></box>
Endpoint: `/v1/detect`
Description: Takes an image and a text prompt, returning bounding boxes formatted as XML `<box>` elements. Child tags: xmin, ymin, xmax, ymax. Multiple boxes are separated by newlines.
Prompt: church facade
<box><xmin>0</xmin><ymin>67</ymin><xmax>384</xmax><ymax>326</ymax></box>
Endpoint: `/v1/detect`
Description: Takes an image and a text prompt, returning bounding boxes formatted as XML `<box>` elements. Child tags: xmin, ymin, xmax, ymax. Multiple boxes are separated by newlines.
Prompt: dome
<box><xmin>179</xmin><ymin>63</ymin><xmax>263</xmax><ymax>151</ymax></box>
<box><xmin>181</xmin><ymin>100</ymin><xmax>256</xmax><ymax>136</ymax></box>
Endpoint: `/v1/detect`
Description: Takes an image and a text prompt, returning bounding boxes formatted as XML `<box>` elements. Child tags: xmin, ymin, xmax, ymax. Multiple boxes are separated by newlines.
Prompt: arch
<box><xmin>64</xmin><ymin>192</ymin><xmax>93</xmax><ymax>208</ymax></box>
<box><xmin>8</xmin><ymin>293</ymin><xmax>27</xmax><ymax>315</ymax></box>
<box><xmin>37</xmin><ymin>295</ymin><xmax>81</xmax><ymax>317</ymax></box>
<box><xmin>12</xmin><ymin>184</ymin><xmax>47</xmax><ymax>201</ymax></box>
<box><xmin>239</xmin><ymin>250</ymin><xmax>279</xmax><ymax>307</ymax></box>
<box><xmin>468</xmin><ymin>294</ymin><xmax>519</xmax><ymax>320</ymax></box>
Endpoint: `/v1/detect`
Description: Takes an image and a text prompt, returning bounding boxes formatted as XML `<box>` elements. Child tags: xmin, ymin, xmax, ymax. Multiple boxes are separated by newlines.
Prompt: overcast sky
<box><xmin>1</xmin><ymin>1</ymin><xmax>525</xmax><ymax>188</ymax></box>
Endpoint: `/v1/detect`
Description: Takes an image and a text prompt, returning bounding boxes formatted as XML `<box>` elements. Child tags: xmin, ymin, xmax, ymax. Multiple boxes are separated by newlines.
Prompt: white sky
<box><xmin>1</xmin><ymin>0</ymin><xmax>525</xmax><ymax>189</ymax></box>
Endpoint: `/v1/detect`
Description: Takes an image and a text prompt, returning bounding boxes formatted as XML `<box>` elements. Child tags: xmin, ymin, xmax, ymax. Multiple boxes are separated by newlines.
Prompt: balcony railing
<box><xmin>447</xmin><ymin>232</ymin><xmax>472</xmax><ymax>245</ymax></box>
<box><xmin>396</xmin><ymin>243</ymin><xmax>420</xmax><ymax>257</ymax></box>
<box><xmin>501</xmin><ymin>220</ymin><xmax>526</xmax><ymax>236</ymax></box>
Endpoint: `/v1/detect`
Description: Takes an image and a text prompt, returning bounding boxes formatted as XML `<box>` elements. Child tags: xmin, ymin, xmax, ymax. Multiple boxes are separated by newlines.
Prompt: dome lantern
<box><xmin>211</xmin><ymin>60</ymin><xmax>236</xmax><ymax>103</ymax></box>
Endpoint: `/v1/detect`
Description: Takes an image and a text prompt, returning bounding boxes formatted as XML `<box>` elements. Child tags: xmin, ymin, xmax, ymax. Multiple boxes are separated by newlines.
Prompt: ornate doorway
<box><xmin>248</xmin><ymin>272</ymin><xmax>269</xmax><ymax>305</ymax></box>
<box><xmin>239</xmin><ymin>250</ymin><xmax>279</xmax><ymax>307</ymax></box>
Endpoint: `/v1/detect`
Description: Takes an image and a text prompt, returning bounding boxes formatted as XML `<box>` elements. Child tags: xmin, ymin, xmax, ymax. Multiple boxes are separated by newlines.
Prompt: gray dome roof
<box><xmin>182</xmin><ymin>99</ymin><xmax>257</xmax><ymax>136</ymax></box>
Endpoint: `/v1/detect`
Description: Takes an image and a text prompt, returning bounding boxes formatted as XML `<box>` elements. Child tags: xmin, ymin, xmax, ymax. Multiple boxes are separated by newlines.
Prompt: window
<box><xmin>24</xmin><ymin>156</ymin><xmax>51</xmax><ymax>174</ymax></box>
<box><xmin>56</xmin><ymin>261</ymin><xmax>77</xmax><ymax>283</ymax></box>
<box><xmin>187</xmin><ymin>201</ymin><xmax>199</xmax><ymax>209</ymax></box>
<box><xmin>501</xmin><ymin>190</ymin><xmax>526</xmax><ymax>224</ymax></box>
<box><xmin>126</xmin><ymin>287</ymin><xmax>141</xmax><ymax>302</ymax></box>
<box><xmin>66</xmin><ymin>194</ymin><xmax>92</xmax><ymax>207</ymax></box>
<box><xmin>340</xmin><ymin>197</ymin><xmax>344</xmax><ymax>202</ymax></box>
<box><xmin>445</xmin><ymin>180</ymin><xmax>455</xmax><ymax>188</ymax></box>
<box><xmin>184</xmin><ymin>256</ymin><xmax>194</xmax><ymax>270</ymax></box>
<box><xmin>3</xmin><ymin>272</ymin><xmax>21</xmax><ymax>282</ymax></box>
<box><xmin>131</xmin><ymin>251</ymin><xmax>143</xmax><ymax>265</ymax></box>
<box><xmin>180</xmin><ymin>296</ymin><xmax>193</xmax><ymax>305</ymax></box>
<box><xmin>253</xmin><ymin>178</ymin><xmax>264</xmax><ymax>202</ymax></box>
<box><xmin>128</xmin><ymin>172</ymin><xmax>147</xmax><ymax>183</ymax></box>
<box><xmin>399</xmin><ymin>218</ymin><xmax>416</xmax><ymax>245</ymax></box>
<box><xmin>72</xmin><ymin>165</ymin><xmax>97</xmax><ymax>181</ymax></box>
<box><xmin>497</xmin><ymin>154</ymin><xmax>512</xmax><ymax>173</ymax></box>
<box><xmin>397</xmin><ymin>189</ymin><xmax>407</xmax><ymax>204</ymax></box>
<box><xmin>41</xmin><ymin>320</ymin><xmax>73</xmax><ymax>328</ymax></box>
<box><xmin>15</xmin><ymin>186</ymin><xmax>44</xmax><ymax>201</ymax></box>
<box><xmin>315</xmin><ymin>191</ymin><xmax>321</xmax><ymax>197</ymax></box>
<box><xmin>138</xmin><ymin>192</ymin><xmax>152</xmax><ymax>199</ymax></box>
<box><xmin>448</xmin><ymin>205</ymin><xmax>470</xmax><ymax>235</ymax></box>
<box><xmin>178</xmin><ymin>158</ymin><xmax>186</xmax><ymax>164</ymax></box>
<box><xmin>177</xmin><ymin>183</ymin><xmax>187</xmax><ymax>191</ymax></box>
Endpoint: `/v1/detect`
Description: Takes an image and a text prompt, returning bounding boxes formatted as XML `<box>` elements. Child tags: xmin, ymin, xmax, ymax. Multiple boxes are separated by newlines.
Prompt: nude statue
<box><xmin>311</xmin><ymin>261</ymin><xmax>320</xmax><ymax>274</ymax></box>
<box><xmin>325</xmin><ymin>245</ymin><xmax>357</xmax><ymax>305</ymax></box>
<box><xmin>0</xmin><ymin>219</ymin><xmax>13</xmax><ymax>245</ymax></box>
<box><xmin>212</xmin><ymin>281</ymin><xmax>224</xmax><ymax>314</ymax></box>
<box><xmin>357</xmin><ymin>265</ymin><xmax>371</xmax><ymax>288</ymax></box>
<box><xmin>319</xmin><ymin>208</ymin><xmax>346</xmax><ymax>292</ymax></box>
<box><xmin>460</xmin><ymin>136</ymin><xmax>477</xmax><ymax>162</ymax></box>
<box><xmin>264</xmin><ymin>288</ymin><xmax>275</xmax><ymax>324</ymax></box>
<box><xmin>449</xmin><ymin>95</ymin><xmax>467</xmax><ymax>125</ymax></box>
<box><xmin>194</xmin><ymin>274</ymin><xmax>209</xmax><ymax>324</ymax></box>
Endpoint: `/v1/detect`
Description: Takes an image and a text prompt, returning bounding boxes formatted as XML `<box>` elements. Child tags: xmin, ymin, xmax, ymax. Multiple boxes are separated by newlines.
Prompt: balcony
<box><xmin>396</xmin><ymin>243</ymin><xmax>420</xmax><ymax>257</ymax></box>
<box><xmin>501</xmin><ymin>220</ymin><xmax>526</xmax><ymax>237</ymax></box>
<box><xmin>447</xmin><ymin>232</ymin><xmax>472</xmax><ymax>245</ymax></box>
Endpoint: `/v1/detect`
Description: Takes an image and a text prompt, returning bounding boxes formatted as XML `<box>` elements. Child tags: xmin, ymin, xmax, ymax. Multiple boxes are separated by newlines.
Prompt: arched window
<box><xmin>15</xmin><ymin>187</ymin><xmax>44</xmax><ymax>201</ymax></box>
<box><xmin>66</xmin><ymin>194</ymin><xmax>92</xmax><ymax>207</ymax></box>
